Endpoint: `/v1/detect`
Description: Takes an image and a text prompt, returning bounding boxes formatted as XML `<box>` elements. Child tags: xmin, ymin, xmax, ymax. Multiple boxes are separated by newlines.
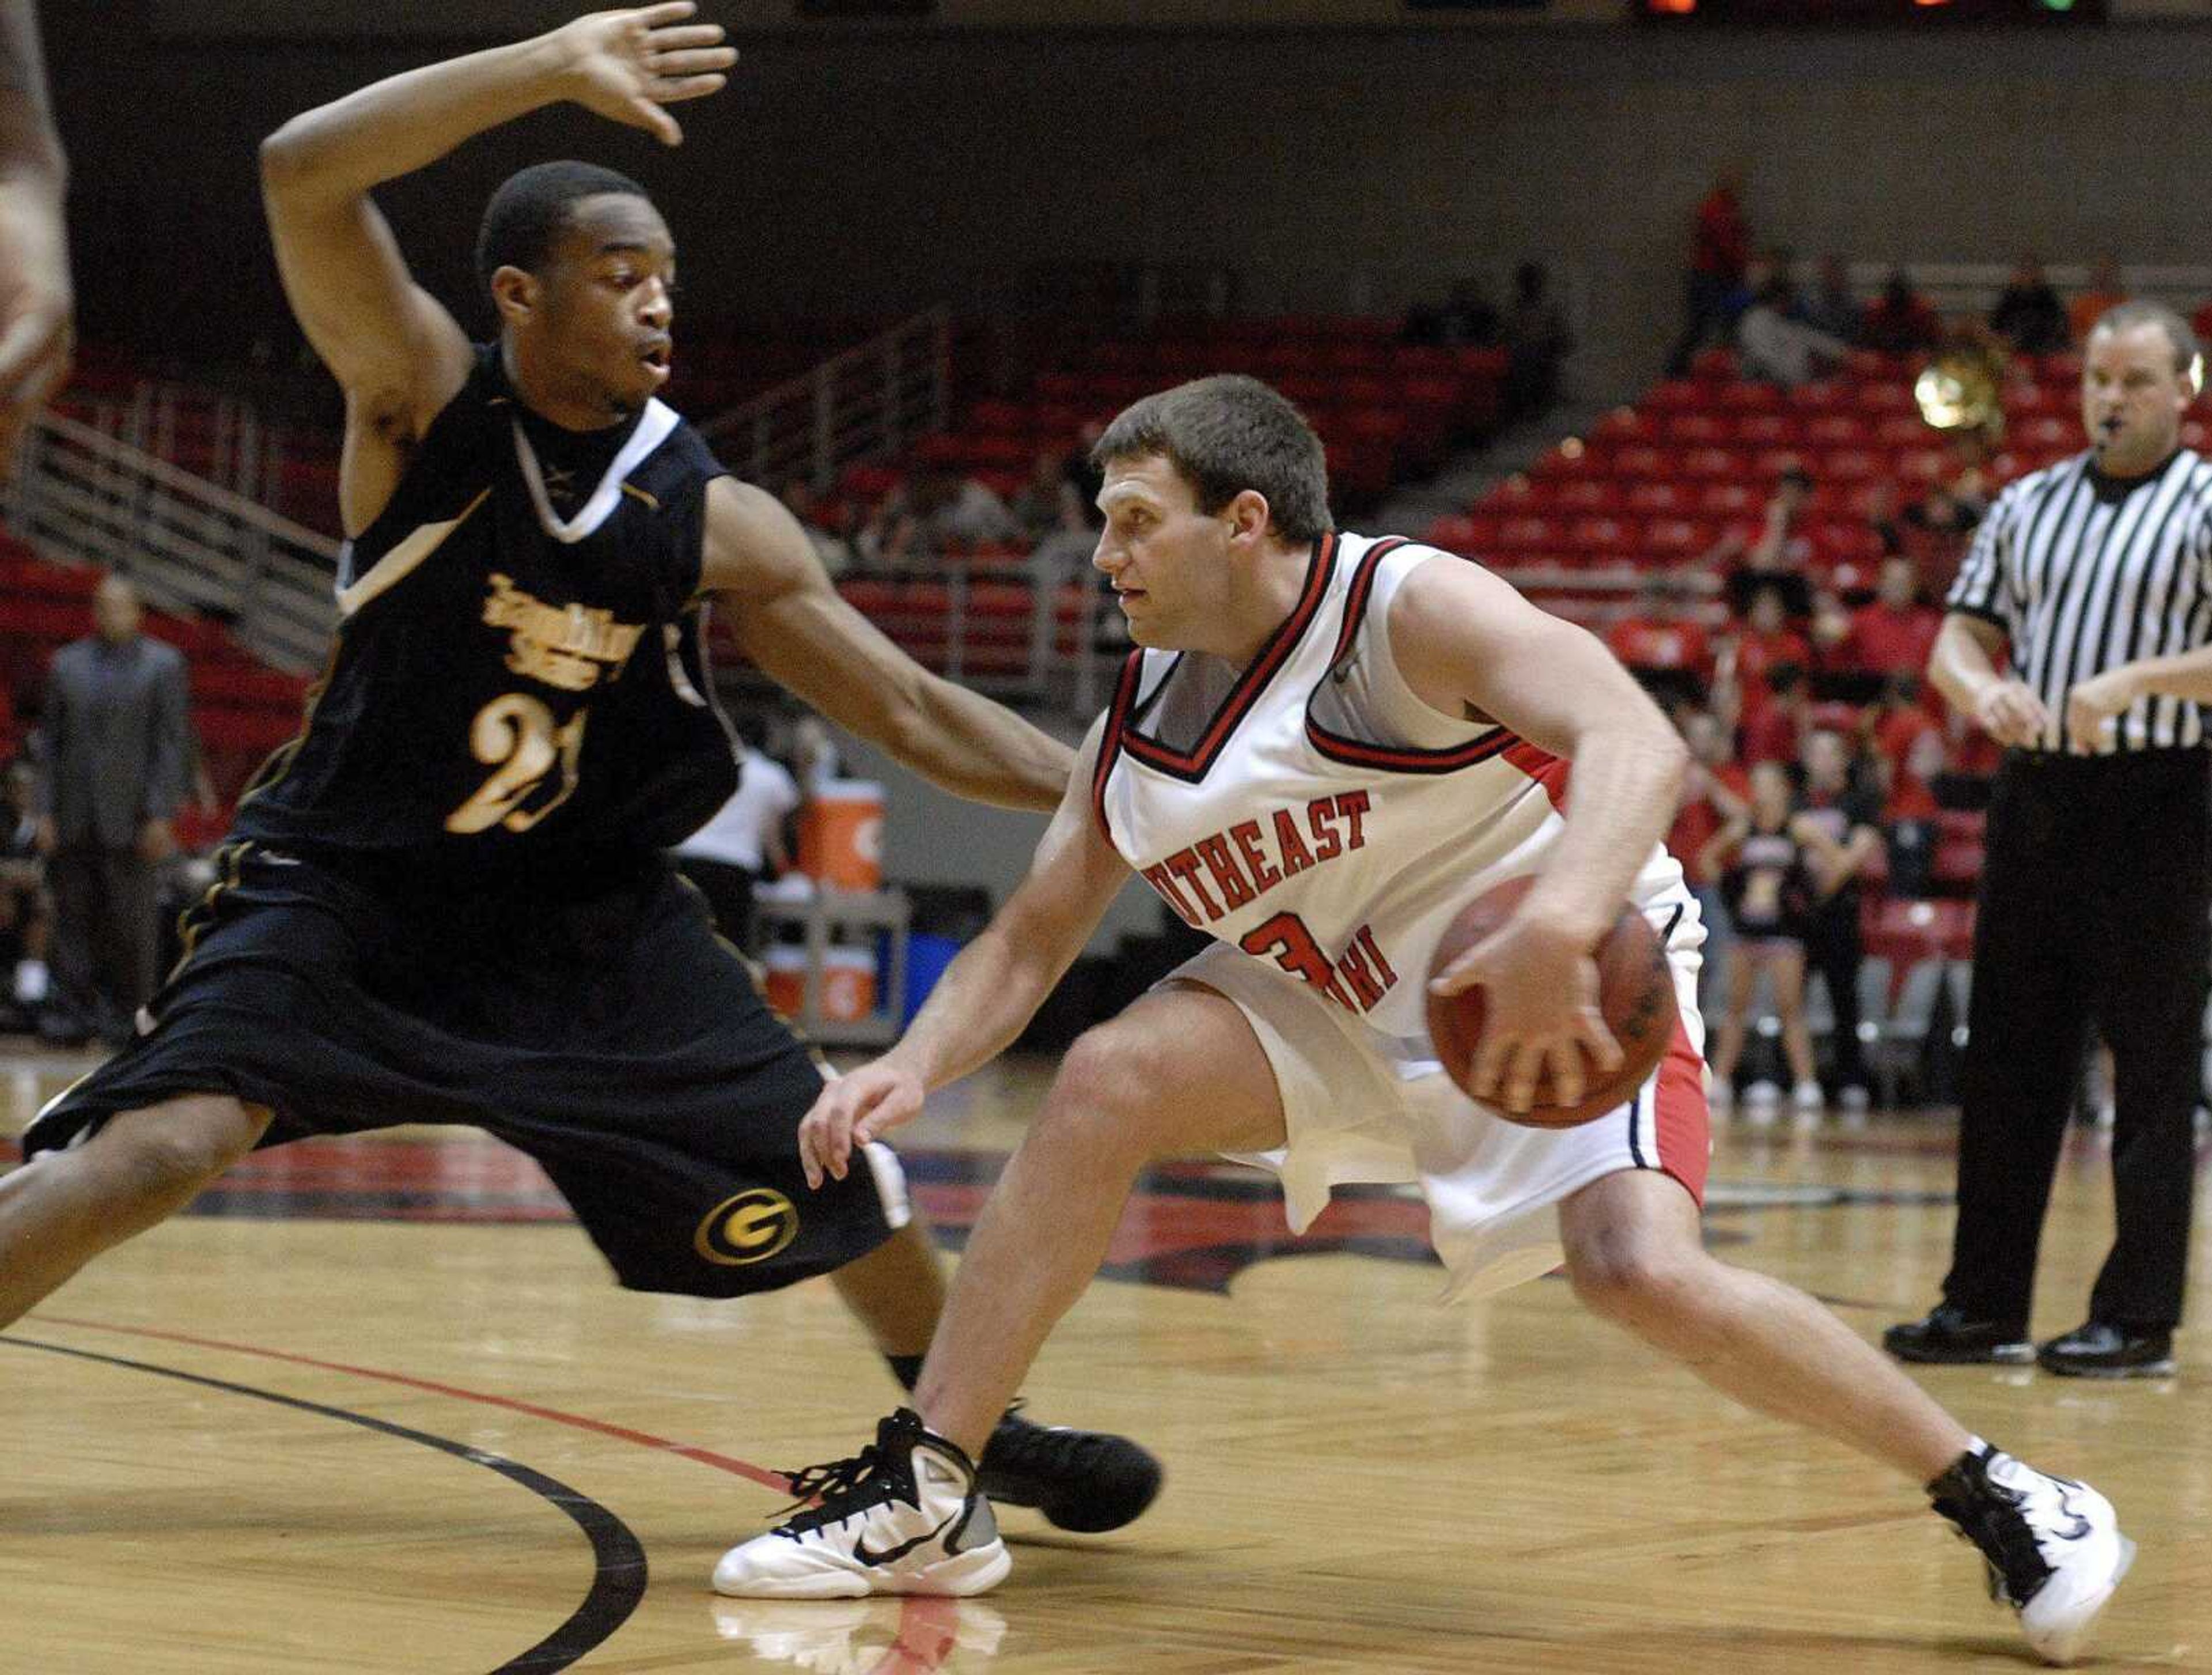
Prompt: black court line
<box><xmin>1</xmin><ymin>1336</ymin><xmax>646</xmax><ymax>1674</ymax></box>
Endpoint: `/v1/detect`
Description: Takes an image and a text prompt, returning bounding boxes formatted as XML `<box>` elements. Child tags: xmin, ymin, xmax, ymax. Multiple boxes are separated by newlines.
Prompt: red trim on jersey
<box><xmin>1091</xmin><ymin>650</ymin><xmax>1144</xmax><ymax>842</ymax></box>
<box><xmin>1502</xmin><ymin>738</ymin><xmax>1571</xmax><ymax>810</ymax></box>
<box><xmin>1306</xmin><ymin>724</ymin><xmax>1519</xmax><ymax>773</ymax></box>
<box><xmin>1120</xmin><ymin>532</ymin><xmax>1337</xmax><ymax>781</ymax></box>
<box><xmin>1649</xmin><ymin>1017</ymin><xmax>1711</xmax><ymax>1205</ymax></box>
<box><xmin>1327</xmin><ymin>534</ymin><xmax>1410</xmax><ymax>666</ymax></box>
<box><xmin>1306</xmin><ymin>536</ymin><xmax>1538</xmax><ymax>776</ymax></box>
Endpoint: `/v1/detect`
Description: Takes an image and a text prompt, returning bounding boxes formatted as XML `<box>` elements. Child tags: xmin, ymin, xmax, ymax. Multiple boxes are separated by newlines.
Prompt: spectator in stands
<box><xmin>1737</xmin><ymin>275</ymin><xmax>1848</xmax><ymax>388</ymax></box>
<box><xmin>1895</xmin><ymin>479</ymin><xmax>1983</xmax><ymax>587</ymax></box>
<box><xmin>1503</xmin><ymin>261</ymin><xmax>1573</xmax><ymax>418</ymax></box>
<box><xmin>33</xmin><ymin>574</ymin><xmax>190</xmax><ymax>1046</ymax></box>
<box><xmin>1881</xmin><ymin>719</ymin><xmax>1948</xmax><ymax>899</ymax></box>
<box><xmin>1793</xmin><ymin>727</ymin><xmax>1883</xmax><ymax>1114</ymax></box>
<box><xmin>910</xmin><ymin>464</ymin><xmax>1023</xmax><ymax>551</ymax></box>
<box><xmin>2069</xmin><ymin>252</ymin><xmax>2127</xmax><ymax>347</ymax></box>
<box><xmin>1700</xmin><ymin>759</ymin><xmax>1823</xmax><ymax>1120</ymax></box>
<box><xmin>2</xmin><ymin>755</ymin><xmax>48</xmax><ymax>1019</ymax></box>
<box><xmin>1665</xmin><ymin>165</ymin><xmax>1752</xmax><ymax>377</ymax></box>
<box><xmin>674</xmin><ymin>717</ymin><xmax>801</xmax><ymax>956</ymax></box>
<box><xmin>779</xmin><ymin>477</ymin><xmax>857</xmax><ymax>577</ymax></box>
<box><xmin>1794</xmin><ymin>253</ymin><xmax>1863</xmax><ymax>346</ymax></box>
<box><xmin>1402</xmin><ymin>277</ymin><xmax>1501</xmax><ymax>349</ymax></box>
<box><xmin>1713</xmin><ymin>466</ymin><xmax>1817</xmax><ymax>619</ymax></box>
<box><xmin>1988</xmin><ymin>256</ymin><xmax>2071</xmax><ymax>357</ymax></box>
<box><xmin>1063</xmin><ymin>418</ymin><xmax>1107</xmax><ymax>530</ymax></box>
<box><xmin>0</xmin><ymin>2</ymin><xmax>71</xmax><ymax>477</ymax></box>
<box><xmin>1669</xmin><ymin>705</ymin><xmax>1748</xmax><ymax>1000</ymax></box>
<box><xmin>1606</xmin><ymin>570</ymin><xmax>1714</xmax><ymax>709</ymax></box>
<box><xmin>1843</xmin><ymin>555</ymin><xmax>1945</xmax><ymax>679</ymax></box>
<box><xmin>1012</xmin><ymin>447</ymin><xmax>1081</xmax><ymax>542</ymax></box>
<box><xmin>1861</xmin><ymin>269</ymin><xmax>1944</xmax><ymax>356</ymax></box>
<box><xmin>855</xmin><ymin>491</ymin><xmax>928</xmax><ymax>573</ymax></box>
<box><xmin>1737</xmin><ymin>657</ymin><xmax>1810</xmax><ymax>768</ymax></box>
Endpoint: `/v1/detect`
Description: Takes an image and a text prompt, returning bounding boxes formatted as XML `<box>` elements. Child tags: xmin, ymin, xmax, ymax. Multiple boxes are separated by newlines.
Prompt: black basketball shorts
<box><xmin>24</xmin><ymin>842</ymin><xmax>908</xmax><ymax>1298</ymax></box>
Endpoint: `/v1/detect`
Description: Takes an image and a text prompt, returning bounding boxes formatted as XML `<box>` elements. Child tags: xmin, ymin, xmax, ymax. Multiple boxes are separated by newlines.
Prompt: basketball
<box><xmin>1423</xmin><ymin>875</ymin><xmax>1678</xmax><ymax>1129</ymax></box>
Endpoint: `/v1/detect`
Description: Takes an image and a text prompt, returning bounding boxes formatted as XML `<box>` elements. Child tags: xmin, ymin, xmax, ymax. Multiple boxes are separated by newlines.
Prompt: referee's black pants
<box><xmin>1941</xmin><ymin>748</ymin><xmax>2210</xmax><ymax>1333</ymax></box>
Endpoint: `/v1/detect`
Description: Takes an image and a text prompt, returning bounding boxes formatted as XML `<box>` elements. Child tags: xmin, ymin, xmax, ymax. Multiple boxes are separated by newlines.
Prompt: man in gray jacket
<box><xmin>36</xmin><ymin>574</ymin><xmax>188</xmax><ymax>1045</ymax></box>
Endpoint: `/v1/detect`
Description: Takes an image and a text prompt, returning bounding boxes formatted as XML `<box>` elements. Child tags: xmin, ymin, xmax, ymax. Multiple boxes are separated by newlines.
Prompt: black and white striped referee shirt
<box><xmin>1948</xmin><ymin>448</ymin><xmax>2212</xmax><ymax>753</ymax></box>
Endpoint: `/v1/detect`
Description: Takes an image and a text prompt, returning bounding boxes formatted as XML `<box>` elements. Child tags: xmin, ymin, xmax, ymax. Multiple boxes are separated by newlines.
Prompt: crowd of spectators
<box><xmin>1605</xmin><ymin>443</ymin><xmax>2002</xmax><ymax>1122</ymax></box>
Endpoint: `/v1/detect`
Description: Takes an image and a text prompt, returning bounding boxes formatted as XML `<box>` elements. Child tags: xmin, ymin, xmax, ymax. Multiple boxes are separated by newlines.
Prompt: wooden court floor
<box><xmin>3</xmin><ymin>1047</ymin><xmax>2207</xmax><ymax>1673</ymax></box>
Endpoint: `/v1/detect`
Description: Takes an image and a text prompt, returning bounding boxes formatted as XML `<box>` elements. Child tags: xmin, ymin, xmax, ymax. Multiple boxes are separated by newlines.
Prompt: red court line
<box><xmin>35</xmin><ymin>1313</ymin><xmax>790</xmax><ymax>1492</ymax></box>
<box><xmin>35</xmin><ymin>1313</ymin><xmax>963</xmax><ymax>1675</ymax></box>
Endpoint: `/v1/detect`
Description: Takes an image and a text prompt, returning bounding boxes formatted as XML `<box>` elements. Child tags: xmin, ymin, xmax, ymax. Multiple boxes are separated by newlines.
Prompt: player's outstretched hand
<box><xmin>0</xmin><ymin>172</ymin><xmax>71</xmax><ymax>478</ymax></box>
<box><xmin>798</xmin><ymin>1060</ymin><xmax>926</xmax><ymax>1189</ymax></box>
<box><xmin>555</xmin><ymin>3</ymin><xmax>737</xmax><ymax>148</ymax></box>
<box><xmin>1429</xmin><ymin>912</ymin><xmax>1620</xmax><ymax>1114</ymax></box>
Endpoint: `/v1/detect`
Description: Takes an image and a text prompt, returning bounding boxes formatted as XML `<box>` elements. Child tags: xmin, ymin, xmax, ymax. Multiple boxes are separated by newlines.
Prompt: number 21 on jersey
<box><xmin>445</xmin><ymin>693</ymin><xmax>588</xmax><ymax>834</ymax></box>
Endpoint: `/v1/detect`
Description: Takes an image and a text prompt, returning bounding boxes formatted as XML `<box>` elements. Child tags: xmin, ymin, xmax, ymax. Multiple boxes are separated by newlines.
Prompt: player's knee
<box><xmin>1043</xmin><ymin>1027</ymin><xmax>1176</xmax><ymax>1164</ymax></box>
<box><xmin>1564</xmin><ymin>1224</ymin><xmax>1703</xmax><ymax>1326</ymax></box>
<box><xmin>94</xmin><ymin>1098</ymin><xmax>267</xmax><ymax>1203</ymax></box>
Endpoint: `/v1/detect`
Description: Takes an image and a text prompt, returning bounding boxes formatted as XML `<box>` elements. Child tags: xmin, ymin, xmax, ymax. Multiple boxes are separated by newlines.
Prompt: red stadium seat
<box><xmin>1553</xmin><ymin>479</ymin><xmax>1623</xmax><ymax>514</ymax></box>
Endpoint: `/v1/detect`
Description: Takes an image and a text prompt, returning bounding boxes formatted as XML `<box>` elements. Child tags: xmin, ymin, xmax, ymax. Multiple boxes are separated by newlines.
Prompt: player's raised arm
<box><xmin>0</xmin><ymin>1</ymin><xmax>69</xmax><ymax>475</ymax></box>
<box><xmin>703</xmin><ymin>477</ymin><xmax>1074</xmax><ymax>811</ymax></box>
<box><xmin>1402</xmin><ymin>556</ymin><xmax>1685</xmax><ymax>1111</ymax></box>
<box><xmin>798</xmin><ymin>715</ymin><xmax>1131</xmax><ymax>1188</ymax></box>
<box><xmin>259</xmin><ymin>5</ymin><xmax>733</xmax><ymax>520</ymax></box>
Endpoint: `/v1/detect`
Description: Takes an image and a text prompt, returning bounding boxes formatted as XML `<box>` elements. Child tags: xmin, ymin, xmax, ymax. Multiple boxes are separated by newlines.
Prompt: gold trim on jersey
<box><xmin>621</xmin><ymin>482</ymin><xmax>660</xmax><ymax>510</ymax></box>
<box><xmin>165</xmin><ymin>840</ymin><xmax>249</xmax><ymax>987</ymax></box>
<box><xmin>234</xmin><ymin>641</ymin><xmax>341</xmax><ymax>811</ymax></box>
<box><xmin>336</xmin><ymin>487</ymin><xmax>491</xmax><ymax>618</ymax></box>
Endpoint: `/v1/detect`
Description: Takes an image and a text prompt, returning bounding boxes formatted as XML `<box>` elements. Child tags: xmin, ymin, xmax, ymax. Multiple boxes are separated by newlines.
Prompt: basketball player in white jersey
<box><xmin>715</xmin><ymin>377</ymin><xmax>2128</xmax><ymax>1664</ymax></box>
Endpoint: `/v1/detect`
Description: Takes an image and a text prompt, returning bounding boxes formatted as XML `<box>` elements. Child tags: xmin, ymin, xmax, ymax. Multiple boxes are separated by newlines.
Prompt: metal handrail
<box><xmin>4</xmin><ymin>410</ymin><xmax>339</xmax><ymax>672</ymax></box>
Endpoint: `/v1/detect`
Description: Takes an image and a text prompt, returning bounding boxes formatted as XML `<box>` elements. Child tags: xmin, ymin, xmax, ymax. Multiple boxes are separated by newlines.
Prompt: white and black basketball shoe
<box><xmin>1929</xmin><ymin>1445</ymin><xmax>2134</xmax><ymax>1666</ymax></box>
<box><xmin>713</xmin><ymin>1409</ymin><xmax>1012</xmax><ymax>1600</ymax></box>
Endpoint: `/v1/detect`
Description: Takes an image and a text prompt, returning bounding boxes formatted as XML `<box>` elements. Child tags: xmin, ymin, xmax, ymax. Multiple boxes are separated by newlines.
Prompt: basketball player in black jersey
<box><xmin>1</xmin><ymin>3</ymin><xmax>1157</xmax><ymax>1547</ymax></box>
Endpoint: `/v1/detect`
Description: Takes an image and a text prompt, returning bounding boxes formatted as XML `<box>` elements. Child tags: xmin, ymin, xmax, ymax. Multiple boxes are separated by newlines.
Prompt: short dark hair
<box><xmin>2089</xmin><ymin>300</ymin><xmax>2202</xmax><ymax>386</ymax></box>
<box><xmin>476</xmin><ymin>160</ymin><xmax>650</xmax><ymax>303</ymax></box>
<box><xmin>1092</xmin><ymin>375</ymin><xmax>1333</xmax><ymax>546</ymax></box>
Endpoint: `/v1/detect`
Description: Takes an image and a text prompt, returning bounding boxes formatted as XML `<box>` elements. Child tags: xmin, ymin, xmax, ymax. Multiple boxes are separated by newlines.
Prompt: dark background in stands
<box><xmin>41</xmin><ymin>7</ymin><xmax>2212</xmax><ymax>394</ymax></box>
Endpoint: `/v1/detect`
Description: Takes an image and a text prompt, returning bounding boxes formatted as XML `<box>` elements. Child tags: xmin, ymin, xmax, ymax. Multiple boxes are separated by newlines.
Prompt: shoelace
<box><xmin>1934</xmin><ymin>1469</ymin><xmax>2052</xmax><ymax>1606</ymax></box>
<box><xmin>771</xmin><ymin>1440</ymin><xmax>911</xmax><ymax>1537</ymax></box>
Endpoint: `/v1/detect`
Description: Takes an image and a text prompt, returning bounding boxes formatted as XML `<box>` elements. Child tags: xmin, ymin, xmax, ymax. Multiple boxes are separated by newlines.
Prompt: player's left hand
<box><xmin>555</xmin><ymin>3</ymin><xmax>738</xmax><ymax>148</ymax></box>
<box><xmin>0</xmin><ymin>172</ymin><xmax>73</xmax><ymax>478</ymax></box>
<box><xmin>136</xmin><ymin>818</ymin><xmax>173</xmax><ymax>863</ymax></box>
<box><xmin>797</xmin><ymin>1059</ymin><xmax>924</xmax><ymax>1189</ymax></box>
<box><xmin>1430</xmin><ymin>913</ymin><xmax>1621</xmax><ymax>1114</ymax></box>
<box><xmin>2065</xmin><ymin>668</ymin><xmax>2141</xmax><ymax>754</ymax></box>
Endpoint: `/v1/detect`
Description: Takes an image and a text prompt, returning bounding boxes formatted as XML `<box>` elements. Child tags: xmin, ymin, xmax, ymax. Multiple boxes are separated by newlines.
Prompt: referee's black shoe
<box><xmin>2036</xmin><ymin>1322</ymin><xmax>2176</xmax><ymax>1379</ymax></box>
<box><xmin>1883</xmin><ymin>1304</ymin><xmax>2034</xmax><ymax>1365</ymax></box>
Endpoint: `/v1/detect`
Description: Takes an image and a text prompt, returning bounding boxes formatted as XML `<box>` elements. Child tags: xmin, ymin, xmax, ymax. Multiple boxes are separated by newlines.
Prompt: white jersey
<box><xmin>1093</xmin><ymin>531</ymin><xmax>1689</xmax><ymax>1053</ymax></box>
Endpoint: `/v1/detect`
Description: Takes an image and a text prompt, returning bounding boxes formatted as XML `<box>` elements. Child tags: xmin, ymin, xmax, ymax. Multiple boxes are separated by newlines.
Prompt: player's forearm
<box><xmin>0</xmin><ymin>3</ymin><xmax>63</xmax><ymax>184</ymax></box>
<box><xmin>882</xmin><ymin>914</ymin><xmax>1080</xmax><ymax>1091</ymax></box>
<box><xmin>1521</xmin><ymin>720</ymin><xmax>1687</xmax><ymax>948</ymax></box>
<box><xmin>260</xmin><ymin>33</ymin><xmax>574</xmax><ymax>201</ymax></box>
<box><xmin>897</xmin><ymin>681</ymin><xmax>1074</xmax><ymax>812</ymax></box>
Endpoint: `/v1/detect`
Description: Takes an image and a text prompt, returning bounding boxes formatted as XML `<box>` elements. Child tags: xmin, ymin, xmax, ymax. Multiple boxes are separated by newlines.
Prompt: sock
<box><xmin>885</xmin><ymin>1352</ymin><xmax>925</xmax><ymax>1392</ymax></box>
<box><xmin>1926</xmin><ymin>1435</ymin><xmax>1992</xmax><ymax>1498</ymax></box>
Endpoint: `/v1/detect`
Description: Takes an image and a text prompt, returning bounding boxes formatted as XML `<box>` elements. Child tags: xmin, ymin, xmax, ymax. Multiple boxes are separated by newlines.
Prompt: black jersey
<box><xmin>233</xmin><ymin>345</ymin><xmax>741</xmax><ymax>877</ymax></box>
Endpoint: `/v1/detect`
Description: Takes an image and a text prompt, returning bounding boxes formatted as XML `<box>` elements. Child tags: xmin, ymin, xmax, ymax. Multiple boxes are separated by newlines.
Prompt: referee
<box><xmin>1887</xmin><ymin>301</ymin><xmax>2212</xmax><ymax>1379</ymax></box>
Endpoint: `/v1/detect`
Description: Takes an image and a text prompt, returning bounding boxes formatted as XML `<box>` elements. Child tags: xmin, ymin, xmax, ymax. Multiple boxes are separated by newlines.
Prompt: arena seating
<box><xmin>1431</xmin><ymin>346</ymin><xmax>2212</xmax><ymax>620</ymax></box>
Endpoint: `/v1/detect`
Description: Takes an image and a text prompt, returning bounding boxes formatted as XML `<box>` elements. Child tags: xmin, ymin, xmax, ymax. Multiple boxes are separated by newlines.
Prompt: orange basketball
<box><xmin>1423</xmin><ymin>875</ymin><xmax>1679</xmax><ymax>1129</ymax></box>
